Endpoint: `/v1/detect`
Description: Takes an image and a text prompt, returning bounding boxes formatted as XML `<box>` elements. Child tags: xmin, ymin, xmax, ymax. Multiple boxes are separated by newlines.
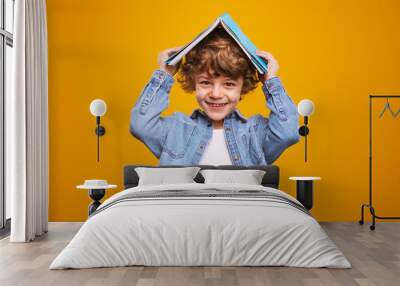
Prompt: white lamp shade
<box><xmin>90</xmin><ymin>99</ymin><xmax>107</xmax><ymax>116</ymax></box>
<box><xmin>297</xmin><ymin>99</ymin><xmax>315</xmax><ymax>116</ymax></box>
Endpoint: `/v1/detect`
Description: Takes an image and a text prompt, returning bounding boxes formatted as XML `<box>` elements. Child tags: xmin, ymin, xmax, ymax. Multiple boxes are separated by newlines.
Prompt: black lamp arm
<box><xmin>298</xmin><ymin>116</ymin><xmax>310</xmax><ymax>162</ymax></box>
<box><xmin>94</xmin><ymin>116</ymin><xmax>106</xmax><ymax>162</ymax></box>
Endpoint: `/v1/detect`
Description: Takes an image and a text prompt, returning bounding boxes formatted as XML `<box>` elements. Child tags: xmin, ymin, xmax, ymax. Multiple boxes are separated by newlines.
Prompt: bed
<box><xmin>50</xmin><ymin>165</ymin><xmax>351</xmax><ymax>269</ymax></box>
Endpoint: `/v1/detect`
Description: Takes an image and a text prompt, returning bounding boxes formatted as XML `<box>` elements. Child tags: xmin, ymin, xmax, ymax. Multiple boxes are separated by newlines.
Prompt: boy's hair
<box><xmin>177</xmin><ymin>27</ymin><xmax>259</xmax><ymax>95</ymax></box>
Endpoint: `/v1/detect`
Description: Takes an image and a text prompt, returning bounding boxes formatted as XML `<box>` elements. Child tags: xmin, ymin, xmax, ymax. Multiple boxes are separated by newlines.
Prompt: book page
<box><xmin>166</xmin><ymin>18</ymin><xmax>222</xmax><ymax>65</ymax></box>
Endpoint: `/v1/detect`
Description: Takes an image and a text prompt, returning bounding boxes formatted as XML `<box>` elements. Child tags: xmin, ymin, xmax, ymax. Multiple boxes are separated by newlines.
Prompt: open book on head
<box><xmin>165</xmin><ymin>13</ymin><xmax>268</xmax><ymax>74</ymax></box>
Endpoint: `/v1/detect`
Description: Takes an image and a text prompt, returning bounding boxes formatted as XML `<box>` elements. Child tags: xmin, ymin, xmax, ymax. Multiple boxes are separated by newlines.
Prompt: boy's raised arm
<box><xmin>130</xmin><ymin>69</ymin><xmax>175</xmax><ymax>158</ymax></box>
<box><xmin>130</xmin><ymin>47</ymin><xmax>182</xmax><ymax>158</ymax></box>
<box><xmin>255</xmin><ymin>51</ymin><xmax>300</xmax><ymax>164</ymax></box>
<box><xmin>258</xmin><ymin>77</ymin><xmax>300</xmax><ymax>164</ymax></box>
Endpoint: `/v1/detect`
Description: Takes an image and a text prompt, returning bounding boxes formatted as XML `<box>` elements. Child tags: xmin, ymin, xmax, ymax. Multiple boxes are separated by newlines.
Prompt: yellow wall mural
<box><xmin>47</xmin><ymin>0</ymin><xmax>400</xmax><ymax>222</ymax></box>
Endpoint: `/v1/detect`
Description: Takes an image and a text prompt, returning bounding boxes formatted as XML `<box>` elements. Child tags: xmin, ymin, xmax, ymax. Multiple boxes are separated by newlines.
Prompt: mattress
<box><xmin>50</xmin><ymin>183</ymin><xmax>351</xmax><ymax>269</ymax></box>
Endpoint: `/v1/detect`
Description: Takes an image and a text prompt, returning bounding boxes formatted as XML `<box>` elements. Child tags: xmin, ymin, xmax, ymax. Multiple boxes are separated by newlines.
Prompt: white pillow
<box><xmin>200</xmin><ymin>169</ymin><xmax>266</xmax><ymax>185</ymax></box>
<box><xmin>135</xmin><ymin>167</ymin><xmax>201</xmax><ymax>186</ymax></box>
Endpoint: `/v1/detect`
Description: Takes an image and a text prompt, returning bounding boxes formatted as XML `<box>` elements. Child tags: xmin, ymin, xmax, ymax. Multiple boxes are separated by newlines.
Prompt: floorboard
<box><xmin>0</xmin><ymin>222</ymin><xmax>399</xmax><ymax>286</ymax></box>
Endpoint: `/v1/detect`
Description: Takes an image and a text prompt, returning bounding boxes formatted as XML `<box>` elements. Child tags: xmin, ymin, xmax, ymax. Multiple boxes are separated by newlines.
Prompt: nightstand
<box><xmin>77</xmin><ymin>180</ymin><xmax>117</xmax><ymax>216</ymax></box>
<box><xmin>289</xmin><ymin>177</ymin><xmax>321</xmax><ymax>210</ymax></box>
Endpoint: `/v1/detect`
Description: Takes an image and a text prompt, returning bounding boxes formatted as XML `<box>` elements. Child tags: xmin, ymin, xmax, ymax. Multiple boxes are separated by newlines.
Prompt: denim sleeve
<box><xmin>130</xmin><ymin>69</ymin><xmax>175</xmax><ymax>158</ymax></box>
<box><xmin>256</xmin><ymin>77</ymin><xmax>300</xmax><ymax>164</ymax></box>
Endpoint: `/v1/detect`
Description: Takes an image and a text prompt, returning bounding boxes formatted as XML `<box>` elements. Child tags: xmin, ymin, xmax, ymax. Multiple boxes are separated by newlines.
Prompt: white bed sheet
<box><xmin>50</xmin><ymin>183</ymin><xmax>351</xmax><ymax>269</ymax></box>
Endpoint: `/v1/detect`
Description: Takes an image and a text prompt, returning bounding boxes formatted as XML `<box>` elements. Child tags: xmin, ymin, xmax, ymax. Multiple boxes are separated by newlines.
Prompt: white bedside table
<box><xmin>289</xmin><ymin>177</ymin><xmax>321</xmax><ymax>210</ymax></box>
<box><xmin>77</xmin><ymin>180</ymin><xmax>117</xmax><ymax>216</ymax></box>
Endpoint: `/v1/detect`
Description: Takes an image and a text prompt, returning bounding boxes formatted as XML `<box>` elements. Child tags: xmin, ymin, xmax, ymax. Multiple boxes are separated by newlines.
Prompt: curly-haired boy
<box><xmin>130</xmin><ymin>29</ymin><xmax>299</xmax><ymax>166</ymax></box>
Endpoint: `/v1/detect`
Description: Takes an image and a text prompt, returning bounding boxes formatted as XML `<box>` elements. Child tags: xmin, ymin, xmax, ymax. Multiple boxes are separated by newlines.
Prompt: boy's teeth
<box><xmin>209</xmin><ymin>103</ymin><xmax>226</xmax><ymax>107</ymax></box>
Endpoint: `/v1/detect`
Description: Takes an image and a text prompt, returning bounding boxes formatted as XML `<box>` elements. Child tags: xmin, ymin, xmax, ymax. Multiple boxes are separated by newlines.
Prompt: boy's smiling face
<box><xmin>195</xmin><ymin>71</ymin><xmax>244</xmax><ymax>128</ymax></box>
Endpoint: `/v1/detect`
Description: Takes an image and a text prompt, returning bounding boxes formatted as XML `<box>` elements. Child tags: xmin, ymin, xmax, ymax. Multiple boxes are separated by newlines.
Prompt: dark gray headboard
<box><xmin>124</xmin><ymin>165</ymin><xmax>279</xmax><ymax>189</ymax></box>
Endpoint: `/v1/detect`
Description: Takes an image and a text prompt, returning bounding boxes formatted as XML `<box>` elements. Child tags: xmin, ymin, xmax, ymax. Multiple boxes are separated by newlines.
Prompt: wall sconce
<box><xmin>297</xmin><ymin>99</ymin><xmax>315</xmax><ymax>162</ymax></box>
<box><xmin>89</xmin><ymin>99</ymin><xmax>107</xmax><ymax>162</ymax></box>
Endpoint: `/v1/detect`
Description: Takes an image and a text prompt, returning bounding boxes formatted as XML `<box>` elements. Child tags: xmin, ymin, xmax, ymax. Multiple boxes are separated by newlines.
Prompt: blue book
<box><xmin>165</xmin><ymin>13</ymin><xmax>268</xmax><ymax>74</ymax></box>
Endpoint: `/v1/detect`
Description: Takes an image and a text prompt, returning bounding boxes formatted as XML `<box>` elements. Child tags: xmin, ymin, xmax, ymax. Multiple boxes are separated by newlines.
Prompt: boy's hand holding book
<box><xmin>158</xmin><ymin>46</ymin><xmax>183</xmax><ymax>76</ymax></box>
<box><xmin>256</xmin><ymin>50</ymin><xmax>279</xmax><ymax>83</ymax></box>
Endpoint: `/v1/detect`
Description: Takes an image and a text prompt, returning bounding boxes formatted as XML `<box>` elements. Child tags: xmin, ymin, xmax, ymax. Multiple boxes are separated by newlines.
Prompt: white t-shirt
<box><xmin>199</xmin><ymin>129</ymin><xmax>232</xmax><ymax>165</ymax></box>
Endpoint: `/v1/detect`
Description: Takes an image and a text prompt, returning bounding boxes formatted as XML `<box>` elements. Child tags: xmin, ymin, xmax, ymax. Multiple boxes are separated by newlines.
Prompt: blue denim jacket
<box><xmin>130</xmin><ymin>70</ymin><xmax>300</xmax><ymax>166</ymax></box>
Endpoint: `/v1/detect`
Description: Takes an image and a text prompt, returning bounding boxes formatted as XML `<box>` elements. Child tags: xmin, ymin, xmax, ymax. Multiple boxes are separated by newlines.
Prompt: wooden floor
<box><xmin>0</xmin><ymin>222</ymin><xmax>399</xmax><ymax>286</ymax></box>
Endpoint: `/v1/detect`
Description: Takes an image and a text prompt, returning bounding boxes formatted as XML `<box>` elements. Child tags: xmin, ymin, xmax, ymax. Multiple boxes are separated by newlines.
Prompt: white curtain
<box><xmin>7</xmin><ymin>0</ymin><xmax>49</xmax><ymax>242</ymax></box>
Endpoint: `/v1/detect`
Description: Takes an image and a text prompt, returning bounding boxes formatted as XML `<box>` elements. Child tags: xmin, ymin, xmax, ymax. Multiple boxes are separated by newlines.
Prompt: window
<box><xmin>0</xmin><ymin>0</ymin><xmax>14</xmax><ymax>234</ymax></box>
